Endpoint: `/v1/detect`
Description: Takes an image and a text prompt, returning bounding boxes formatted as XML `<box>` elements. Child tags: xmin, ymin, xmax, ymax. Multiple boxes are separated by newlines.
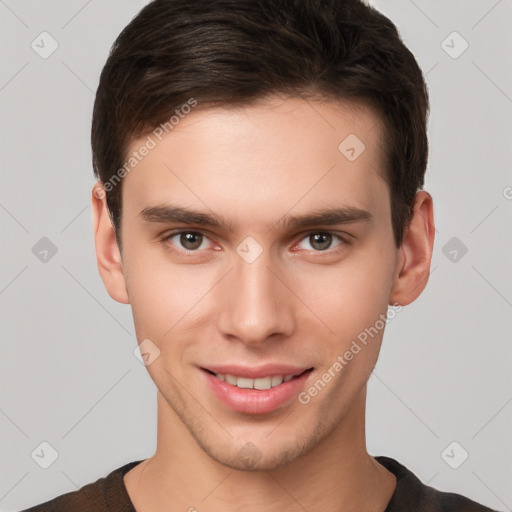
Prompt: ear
<box><xmin>91</xmin><ymin>182</ymin><xmax>130</xmax><ymax>304</ymax></box>
<box><xmin>389</xmin><ymin>190</ymin><xmax>435</xmax><ymax>306</ymax></box>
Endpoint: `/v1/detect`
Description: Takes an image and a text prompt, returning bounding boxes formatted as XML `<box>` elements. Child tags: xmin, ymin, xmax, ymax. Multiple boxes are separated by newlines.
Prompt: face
<box><xmin>117</xmin><ymin>96</ymin><xmax>402</xmax><ymax>470</ymax></box>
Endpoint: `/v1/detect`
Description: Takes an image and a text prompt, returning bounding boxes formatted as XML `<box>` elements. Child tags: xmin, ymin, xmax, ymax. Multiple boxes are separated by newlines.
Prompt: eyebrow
<box><xmin>276</xmin><ymin>206</ymin><xmax>372</xmax><ymax>230</ymax></box>
<box><xmin>140</xmin><ymin>205</ymin><xmax>232</xmax><ymax>231</ymax></box>
<box><xmin>139</xmin><ymin>204</ymin><xmax>373</xmax><ymax>231</ymax></box>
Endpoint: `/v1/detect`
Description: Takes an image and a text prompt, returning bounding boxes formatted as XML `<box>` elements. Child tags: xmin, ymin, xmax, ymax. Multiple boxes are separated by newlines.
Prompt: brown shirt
<box><xmin>21</xmin><ymin>456</ymin><xmax>500</xmax><ymax>511</ymax></box>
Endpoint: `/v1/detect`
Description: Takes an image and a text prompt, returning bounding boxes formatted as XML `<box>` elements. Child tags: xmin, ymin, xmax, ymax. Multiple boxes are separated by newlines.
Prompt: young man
<box><xmin>23</xmin><ymin>0</ymin><xmax>499</xmax><ymax>510</ymax></box>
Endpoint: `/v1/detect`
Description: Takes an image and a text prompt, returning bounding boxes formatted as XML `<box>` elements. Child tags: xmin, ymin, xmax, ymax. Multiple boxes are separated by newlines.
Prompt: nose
<box><xmin>217</xmin><ymin>251</ymin><xmax>296</xmax><ymax>346</ymax></box>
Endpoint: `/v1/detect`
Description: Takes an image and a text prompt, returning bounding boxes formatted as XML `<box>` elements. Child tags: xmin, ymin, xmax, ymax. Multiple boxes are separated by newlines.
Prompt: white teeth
<box><xmin>237</xmin><ymin>377</ymin><xmax>253</xmax><ymax>389</ymax></box>
<box><xmin>254</xmin><ymin>377</ymin><xmax>272</xmax><ymax>390</ymax></box>
<box><xmin>225</xmin><ymin>374</ymin><xmax>238</xmax><ymax>385</ymax></box>
<box><xmin>216</xmin><ymin>373</ymin><xmax>297</xmax><ymax>389</ymax></box>
<box><xmin>271</xmin><ymin>375</ymin><xmax>284</xmax><ymax>386</ymax></box>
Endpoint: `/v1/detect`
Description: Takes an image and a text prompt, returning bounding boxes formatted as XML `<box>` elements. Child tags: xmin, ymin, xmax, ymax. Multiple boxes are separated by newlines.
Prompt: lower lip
<box><xmin>203</xmin><ymin>369</ymin><xmax>313</xmax><ymax>415</ymax></box>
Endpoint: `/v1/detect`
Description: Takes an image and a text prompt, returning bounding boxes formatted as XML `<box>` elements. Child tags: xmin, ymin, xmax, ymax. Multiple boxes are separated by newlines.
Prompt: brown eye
<box><xmin>163</xmin><ymin>231</ymin><xmax>210</xmax><ymax>252</ymax></box>
<box><xmin>296</xmin><ymin>231</ymin><xmax>345</xmax><ymax>252</ymax></box>
<box><xmin>309</xmin><ymin>232</ymin><xmax>333</xmax><ymax>251</ymax></box>
<box><xmin>179</xmin><ymin>232</ymin><xmax>204</xmax><ymax>250</ymax></box>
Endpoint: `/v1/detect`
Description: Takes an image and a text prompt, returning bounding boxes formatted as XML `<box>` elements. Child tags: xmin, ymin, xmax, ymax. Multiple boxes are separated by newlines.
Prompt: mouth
<box><xmin>200</xmin><ymin>366</ymin><xmax>314</xmax><ymax>414</ymax></box>
<box><xmin>202</xmin><ymin>368</ymin><xmax>313</xmax><ymax>390</ymax></box>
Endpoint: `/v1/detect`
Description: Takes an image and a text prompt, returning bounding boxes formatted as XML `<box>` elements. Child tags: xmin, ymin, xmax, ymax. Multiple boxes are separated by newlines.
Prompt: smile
<box><xmin>202</xmin><ymin>367</ymin><xmax>314</xmax><ymax>414</ymax></box>
<box><xmin>214</xmin><ymin>372</ymin><xmax>300</xmax><ymax>390</ymax></box>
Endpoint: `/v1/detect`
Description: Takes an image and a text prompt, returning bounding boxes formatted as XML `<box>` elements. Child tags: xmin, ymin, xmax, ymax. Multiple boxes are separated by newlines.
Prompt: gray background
<box><xmin>1</xmin><ymin>1</ymin><xmax>511</xmax><ymax>510</ymax></box>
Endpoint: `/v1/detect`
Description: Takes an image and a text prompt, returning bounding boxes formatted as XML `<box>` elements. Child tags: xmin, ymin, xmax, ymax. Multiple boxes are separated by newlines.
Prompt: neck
<box><xmin>124</xmin><ymin>386</ymin><xmax>396</xmax><ymax>512</ymax></box>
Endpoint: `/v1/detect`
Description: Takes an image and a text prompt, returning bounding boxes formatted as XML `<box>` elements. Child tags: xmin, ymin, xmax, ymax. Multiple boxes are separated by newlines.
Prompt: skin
<box><xmin>92</xmin><ymin>95</ymin><xmax>434</xmax><ymax>511</ymax></box>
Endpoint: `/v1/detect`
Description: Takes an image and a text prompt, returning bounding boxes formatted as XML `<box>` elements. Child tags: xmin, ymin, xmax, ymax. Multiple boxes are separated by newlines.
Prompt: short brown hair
<box><xmin>91</xmin><ymin>0</ymin><xmax>429</xmax><ymax>248</ymax></box>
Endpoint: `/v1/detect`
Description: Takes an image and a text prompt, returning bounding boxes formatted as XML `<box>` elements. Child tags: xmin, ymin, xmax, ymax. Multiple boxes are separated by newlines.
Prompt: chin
<box><xmin>194</xmin><ymin>424</ymin><xmax>327</xmax><ymax>473</ymax></box>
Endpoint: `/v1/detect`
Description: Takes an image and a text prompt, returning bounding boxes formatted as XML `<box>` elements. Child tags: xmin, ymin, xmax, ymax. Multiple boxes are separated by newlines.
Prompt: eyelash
<box><xmin>160</xmin><ymin>230</ymin><xmax>350</xmax><ymax>256</ymax></box>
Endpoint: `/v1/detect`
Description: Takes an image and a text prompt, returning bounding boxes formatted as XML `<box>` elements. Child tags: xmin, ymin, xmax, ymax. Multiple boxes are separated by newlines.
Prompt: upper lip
<box><xmin>202</xmin><ymin>364</ymin><xmax>312</xmax><ymax>379</ymax></box>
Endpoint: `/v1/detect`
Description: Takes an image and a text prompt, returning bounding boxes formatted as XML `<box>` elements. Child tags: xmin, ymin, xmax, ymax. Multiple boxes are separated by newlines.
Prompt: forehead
<box><xmin>121</xmin><ymin>95</ymin><xmax>389</xmax><ymax>229</ymax></box>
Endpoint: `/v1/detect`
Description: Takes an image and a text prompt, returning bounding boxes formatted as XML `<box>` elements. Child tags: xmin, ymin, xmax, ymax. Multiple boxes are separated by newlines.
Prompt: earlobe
<box><xmin>389</xmin><ymin>190</ymin><xmax>435</xmax><ymax>307</ymax></box>
<box><xmin>91</xmin><ymin>182</ymin><xmax>130</xmax><ymax>304</ymax></box>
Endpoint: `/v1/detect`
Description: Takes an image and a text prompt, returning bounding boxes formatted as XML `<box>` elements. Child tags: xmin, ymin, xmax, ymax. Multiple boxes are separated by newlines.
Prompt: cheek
<box><xmin>296</xmin><ymin>259</ymin><xmax>395</xmax><ymax>407</ymax></box>
<box><xmin>122</xmin><ymin>242</ymin><xmax>176</xmax><ymax>336</ymax></box>
<box><xmin>123</xmin><ymin>246</ymin><xmax>218</xmax><ymax>348</ymax></box>
<box><xmin>293</xmin><ymin>251</ymin><xmax>395</xmax><ymax>343</ymax></box>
